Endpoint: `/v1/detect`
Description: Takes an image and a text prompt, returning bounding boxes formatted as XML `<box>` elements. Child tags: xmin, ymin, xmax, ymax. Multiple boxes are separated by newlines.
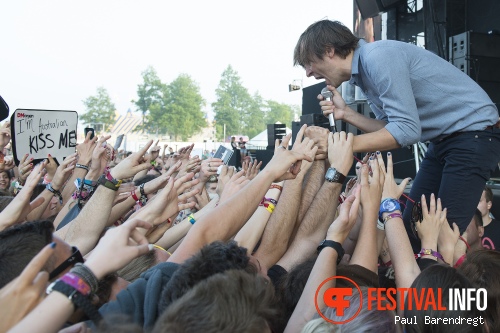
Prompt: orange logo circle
<box><xmin>314</xmin><ymin>275</ymin><xmax>363</xmax><ymax>325</ymax></box>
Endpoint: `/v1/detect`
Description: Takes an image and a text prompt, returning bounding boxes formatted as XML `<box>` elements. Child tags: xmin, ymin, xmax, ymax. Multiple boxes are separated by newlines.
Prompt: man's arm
<box><xmin>168</xmin><ymin>127</ymin><xmax>315</xmax><ymax>265</ymax></box>
<box><xmin>353</xmin><ymin>128</ymin><xmax>400</xmax><ymax>153</ymax></box>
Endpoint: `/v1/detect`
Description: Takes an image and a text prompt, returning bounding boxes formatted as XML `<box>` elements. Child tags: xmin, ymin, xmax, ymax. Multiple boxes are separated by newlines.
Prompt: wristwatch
<box><xmin>317</xmin><ymin>239</ymin><xmax>344</xmax><ymax>265</ymax></box>
<box><xmin>325</xmin><ymin>167</ymin><xmax>346</xmax><ymax>184</ymax></box>
<box><xmin>379</xmin><ymin>198</ymin><xmax>401</xmax><ymax>220</ymax></box>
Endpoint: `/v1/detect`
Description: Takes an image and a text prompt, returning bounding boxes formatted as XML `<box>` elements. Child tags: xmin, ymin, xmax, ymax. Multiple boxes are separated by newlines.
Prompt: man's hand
<box><xmin>244</xmin><ymin>159</ymin><xmax>262</xmax><ymax>181</ymax></box>
<box><xmin>0</xmin><ymin>158</ymin><xmax>15</xmax><ymax>172</ymax></box>
<box><xmin>17</xmin><ymin>154</ymin><xmax>34</xmax><ymax>184</ymax></box>
<box><xmin>416</xmin><ymin>194</ymin><xmax>447</xmax><ymax>251</ymax></box>
<box><xmin>149</xmin><ymin>140</ymin><xmax>161</xmax><ymax>161</ymax></box>
<box><xmin>327</xmin><ymin>131</ymin><xmax>354</xmax><ymax>176</ymax></box>
<box><xmin>359</xmin><ymin>157</ymin><xmax>384</xmax><ymax>211</ymax></box>
<box><xmin>380</xmin><ymin>152</ymin><xmax>411</xmax><ymax>200</ymax></box>
<box><xmin>198</xmin><ymin>158</ymin><xmax>223</xmax><ymax>183</ymax></box>
<box><xmin>304</xmin><ymin>126</ymin><xmax>329</xmax><ymax>160</ymax></box>
<box><xmin>319</xmin><ymin>85</ymin><xmax>348</xmax><ymax>122</ymax></box>
<box><xmin>267</xmin><ymin>125</ymin><xmax>316</xmax><ymax>182</ymax></box>
<box><xmin>216</xmin><ymin>165</ymin><xmax>235</xmax><ymax>198</ymax></box>
<box><xmin>110</xmin><ymin>140</ymin><xmax>153</xmax><ymax>180</ymax></box>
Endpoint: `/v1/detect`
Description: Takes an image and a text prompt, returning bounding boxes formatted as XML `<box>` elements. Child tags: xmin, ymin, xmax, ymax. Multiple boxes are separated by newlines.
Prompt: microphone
<box><xmin>321</xmin><ymin>87</ymin><xmax>336</xmax><ymax>132</ymax></box>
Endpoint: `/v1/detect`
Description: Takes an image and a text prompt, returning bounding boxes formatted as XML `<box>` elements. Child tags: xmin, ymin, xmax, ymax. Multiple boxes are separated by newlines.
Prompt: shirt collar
<box><xmin>349</xmin><ymin>39</ymin><xmax>367</xmax><ymax>85</ymax></box>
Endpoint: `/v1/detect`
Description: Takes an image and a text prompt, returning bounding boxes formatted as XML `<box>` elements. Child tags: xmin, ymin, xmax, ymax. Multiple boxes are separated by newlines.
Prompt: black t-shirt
<box><xmin>482</xmin><ymin>219</ymin><xmax>500</xmax><ymax>251</ymax></box>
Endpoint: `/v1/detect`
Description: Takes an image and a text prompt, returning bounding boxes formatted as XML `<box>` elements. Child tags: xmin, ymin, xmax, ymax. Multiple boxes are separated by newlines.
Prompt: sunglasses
<box><xmin>48</xmin><ymin>246</ymin><xmax>84</xmax><ymax>280</ymax></box>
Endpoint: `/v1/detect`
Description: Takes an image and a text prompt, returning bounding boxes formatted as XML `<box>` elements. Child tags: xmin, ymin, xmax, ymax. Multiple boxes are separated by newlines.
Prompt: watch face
<box><xmin>325</xmin><ymin>168</ymin><xmax>339</xmax><ymax>182</ymax></box>
<box><xmin>382</xmin><ymin>200</ymin><xmax>397</xmax><ymax>211</ymax></box>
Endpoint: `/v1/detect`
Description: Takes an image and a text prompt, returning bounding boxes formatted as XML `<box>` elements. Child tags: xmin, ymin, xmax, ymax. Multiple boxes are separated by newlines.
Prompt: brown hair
<box><xmin>294</xmin><ymin>20</ymin><xmax>360</xmax><ymax>67</ymax></box>
<box><xmin>459</xmin><ymin>249</ymin><xmax>500</xmax><ymax>333</ymax></box>
<box><xmin>153</xmin><ymin>270</ymin><xmax>277</xmax><ymax>333</ymax></box>
<box><xmin>484</xmin><ymin>186</ymin><xmax>493</xmax><ymax>204</ymax></box>
<box><xmin>117</xmin><ymin>250</ymin><xmax>156</xmax><ymax>282</ymax></box>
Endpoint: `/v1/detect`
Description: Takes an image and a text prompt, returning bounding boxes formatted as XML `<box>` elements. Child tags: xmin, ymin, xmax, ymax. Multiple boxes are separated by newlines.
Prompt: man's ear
<box><xmin>479</xmin><ymin>226</ymin><xmax>485</xmax><ymax>238</ymax></box>
<box><xmin>487</xmin><ymin>200</ymin><xmax>492</xmax><ymax>211</ymax></box>
<box><xmin>326</xmin><ymin>47</ymin><xmax>335</xmax><ymax>59</ymax></box>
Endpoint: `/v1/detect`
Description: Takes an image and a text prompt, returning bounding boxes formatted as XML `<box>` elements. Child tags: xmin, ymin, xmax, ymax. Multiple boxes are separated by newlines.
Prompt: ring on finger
<box><xmin>208</xmin><ymin>163</ymin><xmax>211</xmax><ymax>167</ymax></box>
<box><xmin>278</xmin><ymin>145</ymin><xmax>286</xmax><ymax>150</ymax></box>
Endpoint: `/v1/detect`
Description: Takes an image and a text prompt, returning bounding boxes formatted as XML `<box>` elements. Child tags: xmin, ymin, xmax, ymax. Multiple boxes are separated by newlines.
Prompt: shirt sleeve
<box><xmin>362</xmin><ymin>45</ymin><xmax>422</xmax><ymax>147</ymax></box>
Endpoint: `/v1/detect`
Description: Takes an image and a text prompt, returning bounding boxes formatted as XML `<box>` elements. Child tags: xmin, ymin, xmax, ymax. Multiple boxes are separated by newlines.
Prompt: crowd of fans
<box><xmin>0</xmin><ymin>120</ymin><xmax>499</xmax><ymax>333</ymax></box>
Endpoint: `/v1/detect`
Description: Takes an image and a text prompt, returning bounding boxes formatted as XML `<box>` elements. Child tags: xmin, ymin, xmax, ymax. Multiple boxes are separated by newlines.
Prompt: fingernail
<box><xmin>148</xmin><ymin>244</ymin><xmax>154</xmax><ymax>251</ymax></box>
<box><xmin>48</xmin><ymin>154</ymin><xmax>51</xmax><ymax>157</ymax></box>
<box><xmin>376</xmin><ymin>151</ymin><xmax>380</xmax><ymax>155</ymax></box>
<box><xmin>356</xmin><ymin>166</ymin><xmax>360</xmax><ymax>170</ymax></box>
<box><xmin>50</xmin><ymin>242</ymin><xmax>57</xmax><ymax>248</ymax></box>
<box><xmin>388</xmin><ymin>152</ymin><xmax>392</xmax><ymax>156</ymax></box>
<box><xmin>369</xmin><ymin>157</ymin><xmax>373</xmax><ymax>160</ymax></box>
<box><xmin>30</xmin><ymin>158</ymin><xmax>34</xmax><ymax>160</ymax></box>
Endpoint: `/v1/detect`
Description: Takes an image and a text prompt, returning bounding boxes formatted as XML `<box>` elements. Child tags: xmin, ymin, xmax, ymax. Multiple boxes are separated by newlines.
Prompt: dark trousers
<box><xmin>402</xmin><ymin>128</ymin><xmax>500</xmax><ymax>253</ymax></box>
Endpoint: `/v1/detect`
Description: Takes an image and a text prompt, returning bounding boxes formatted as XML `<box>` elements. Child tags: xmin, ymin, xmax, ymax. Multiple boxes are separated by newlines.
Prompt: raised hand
<box><xmin>380</xmin><ymin>152</ymin><xmax>411</xmax><ymax>200</ymax></box>
<box><xmin>198</xmin><ymin>158</ymin><xmax>223</xmax><ymax>183</ymax></box>
<box><xmin>0</xmin><ymin>121</ymin><xmax>11</xmax><ymax>150</ymax></box>
<box><xmin>218</xmin><ymin>170</ymin><xmax>249</xmax><ymax>204</ymax></box>
<box><xmin>268</xmin><ymin>125</ymin><xmax>316</xmax><ymax>182</ymax></box>
<box><xmin>416</xmin><ymin>194</ymin><xmax>447</xmax><ymax>251</ymax></box>
<box><xmin>76</xmin><ymin>130</ymin><xmax>99</xmax><ymax>166</ymax></box>
<box><xmin>244</xmin><ymin>159</ymin><xmax>262</xmax><ymax>181</ymax></box>
<box><xmin>327</xmin><ymin>131</ymin><xmax>354</xmax><ymax>176</ymax></box>
<box><xmin>110</xmin><ymin>140</ymin><xmax>153</xmax><ymax>180</ymax></box>
<box><xmin>304</xmin><ymin>126</ymin><xmax>329</xmax><ymax>160</ymax></box>
<box><xmin>216</xmin><ymin>165</ymin><xmax>235</xmax><ymax>198</ymax></box>
<box><xmin>327</xmin><ymin>185</ymin><xmax>362</xmax><ymax>243</ymax></box>
<box><xmin>318</xmin><ymin>85</ymin><xmax>348</xmax><ymax>122</ymax></box>
<box><xmin>83</xmin><ymin>218</ymin><xmax>153</xmax><ymax>280</ymax></box>
<box><xmin>17</xmin><ymin>154</ymin><xmax>34</xmax><ymax>184</ymax></box>
<box><xmin>51</xmin><ymin>153</ymin><xmax>77</xmax><ymax>191</ymax></box>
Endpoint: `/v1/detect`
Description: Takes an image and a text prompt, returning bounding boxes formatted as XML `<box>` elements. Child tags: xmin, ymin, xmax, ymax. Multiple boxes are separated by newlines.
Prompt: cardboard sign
<box><xmin>10</xmin><ymin>109</ymin><xmax>78</xmax><ymax>165</ymax></box>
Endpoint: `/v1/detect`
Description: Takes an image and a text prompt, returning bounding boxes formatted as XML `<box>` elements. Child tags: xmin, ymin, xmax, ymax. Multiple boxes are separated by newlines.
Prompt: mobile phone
<box><xmin>84</xmin><ymin>127</ymin><xmax>95</xmax><ymax>140</ymax></box>
<box><xmin>213</xmin><ymin>145</ymin><xmax>234</xmax><ymax>165</ymax></box>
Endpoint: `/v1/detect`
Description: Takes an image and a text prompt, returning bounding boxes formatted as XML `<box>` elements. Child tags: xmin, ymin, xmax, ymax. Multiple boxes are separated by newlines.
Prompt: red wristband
<box><xmin>59</xmin><ymin>272</ymin><xmax>91</xmax><ymax>296</ymax></box>
<box><xmin>454</xmin><ymin>254</ymin><xmax>467</xmax><ymax>268</ymax></box>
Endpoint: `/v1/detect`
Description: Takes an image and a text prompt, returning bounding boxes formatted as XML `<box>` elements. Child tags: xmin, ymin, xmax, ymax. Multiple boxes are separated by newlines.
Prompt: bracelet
<box><xmin>265</xmin><ymin>203</ymin><xmax>275</xmax><ymax>213</ymax></box>
<box><xmin>188</xmin><ymin>213</ymin><xmax>196</xmax><ymax>225</ymax></box>
<box><xmin>454</xmin><ymin>254</ymin><xmax>467</xmax><ymax>268</ymax></box>
<box><xmin>59</xmin><ymin>272</ymin><xmax>91</xmax><ymax>296</ymax></box>
<box><xmin>458</xmin><ymin>236</ymin><xmax>471</xmax><ymax>250</ymax></box>
<box><xmin>139</xmin><ymin>184</ymin><xmax>148</xmax><ymax>206</ymax></box>
<box><xmin>383</xmin><ymin>213</ymin><xmax>402</xmax><ymax>224</ymax></box>
<box><xmin>262</xmin><ymin>197</ymin><xmax>278</xmax><ymax>206</ymax></box>
<box><xmin>46</xmin><ymin>183</ymin><xmax>63</xmax><ymax>204</ymax></box>
<box><xmin>104</xmin><ymin>169</ymin><xmax>122</xmax><ymax>186</ymax></box>
<box><xmin>98</xmin><ymin>174</ymin><xmax>121</xmax><ymax>191</ymax></box>
<box><xmin>418</xmin><ymin>248</ymin><xmax>446</xmax><ymax>263</ymax></box>
<box><xmin>338</xmin><ymin>193</ymin><xmax>346</xmax><ymax>204</ymax></box>
<box><xmin>70</xmin><ymin>263</ymin><xmax>99</xmax><ymax>294</ymax></box>
<box><xmin>43</xmin><ymin>174</ymin><xmax>52</xmax><ymax>185</ymax></box>
<box><xmin>269</xmin><ymin>184</ymin><xmax>283</xmax><ymax>191</ymax></box>
<box><xmin>131</xmin><ymin>190</ymin><xmax>143</xmax><ymax>207</ymax></box>
<box><xmin>75</xmin><ymin>163</ymin><xmax>90</xmax><ymax>171</ymax></box>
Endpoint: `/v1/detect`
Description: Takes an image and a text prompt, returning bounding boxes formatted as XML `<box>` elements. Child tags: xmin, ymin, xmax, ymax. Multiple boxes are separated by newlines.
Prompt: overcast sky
<box><xmin>1</xmin><ymin>0</ymin><xmax>353</xmax><ymax>119</ymax></box>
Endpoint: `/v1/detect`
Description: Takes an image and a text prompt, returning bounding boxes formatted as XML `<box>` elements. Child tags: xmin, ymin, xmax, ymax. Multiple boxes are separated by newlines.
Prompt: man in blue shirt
<box><xmin>294</xmin><ymin>20</ymin><xmax>500</xmax><ymax>252</ymax></box>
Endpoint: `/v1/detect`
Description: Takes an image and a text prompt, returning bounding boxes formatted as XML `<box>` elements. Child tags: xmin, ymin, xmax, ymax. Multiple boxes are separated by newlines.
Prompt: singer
<box><xmin>293</xmin><ymin>19</ymin><xmax>500</xmax><ymax>252</ymax></box>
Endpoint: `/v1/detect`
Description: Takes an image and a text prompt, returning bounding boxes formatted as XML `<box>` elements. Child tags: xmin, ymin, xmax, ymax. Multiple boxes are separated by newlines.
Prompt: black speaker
<box><xmin>302</xmin><ymin>82</ymin><xmax>326</xmax><ymax>115</ymax></box>
<box><xmin>267</xmin><ymin>123</ymin><xmax>287</xmax><ymax>149</ymax></box>
<box><xmin>300</xmin><ymin>114</ymin><xmax>330</xmax><ymax>129</ymax></box>
<box><xmin>255</xmin><ymin>150</ymin><xmax>274</xmax><ymax>169</ymax></box>
<box><xmin>291</xmin><ymin>121</ymin><xmax>301</xmax><ymax>146</ymax></box>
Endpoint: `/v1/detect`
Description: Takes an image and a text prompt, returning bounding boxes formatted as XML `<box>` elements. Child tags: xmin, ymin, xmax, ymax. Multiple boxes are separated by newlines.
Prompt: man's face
<box><xmin>304</xmin><ymin>52</ymin><xmax>349</xmax><ymax>88</ymax></box>
<box><xmin>206</xmin><ymin>182</ymin><xmax>217</xmax><ymax>194</ymax></box>
<box><xmin>477</xmin><ymin>191</ymin><xmax>492</xmax><ymax>218</ymax></box>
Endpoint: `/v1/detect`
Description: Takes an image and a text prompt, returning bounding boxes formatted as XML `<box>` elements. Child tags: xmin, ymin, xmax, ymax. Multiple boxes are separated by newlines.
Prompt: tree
<box><xmin>81</xmin><ymin>87</ymin><xmax>116</xmax><ymax>132</ymax></box>
<box><xmin>244</xmin><ymin>92</ymin><xmax>266</xmax><ymax>139</ymax></box>
<box><xmin>163</xmin><ymin>74</ymin><xmax>206</xmax><ymax>141</ymax></box>
<box><xmin>265</xmin><ymin>100</ymin><xmax>295</xmax><ymax>127</ymax></box>
<box><xmin>132</xmin><ymin>66</ymin><xmax>165</xmax><ymax>127</ymax></box>
<box><xmin>212</xmin><ymin>65</ymin><xmax>253</xmax><ymax>141</ymax></box>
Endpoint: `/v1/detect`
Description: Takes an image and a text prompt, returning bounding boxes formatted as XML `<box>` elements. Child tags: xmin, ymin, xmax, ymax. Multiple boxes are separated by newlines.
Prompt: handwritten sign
<box><xmin>10</xmin><ymin>109</ymin><xmax>78</xmax><ymax>165</ymax></box>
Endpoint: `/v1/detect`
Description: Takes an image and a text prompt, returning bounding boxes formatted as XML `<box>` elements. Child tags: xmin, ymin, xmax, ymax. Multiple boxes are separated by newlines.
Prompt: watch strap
<box><xmin>317</xmin><ymin>240</ymin><xmax>344</xmax><ymax>265</ymax></box>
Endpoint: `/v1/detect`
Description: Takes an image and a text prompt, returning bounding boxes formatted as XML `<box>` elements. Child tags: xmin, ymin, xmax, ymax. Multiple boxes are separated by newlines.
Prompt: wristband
<box><xmin>458</xmin><ymin>236</ymin><xmax>471</xmax><ymax>250</ymax></box>
<box><xmin>188</xmin><ymin>213</ymin><xmax>196</xmax><ymax>225</ymax></box>
<box><xmin>338</xmin><ymin>193</ymin><xmax>346</xmax><ymax>204</ymax></box>
<box><xmin>269</xmin><ymin>184</ymin><xmax>283</xmax><ymax>191</ymax></box>
<box><xmin>59</xmin><ymin>272</ymin><xmax>91</xmax><ymax>296</ymax></box>
<box><xmin>383</xmin><ymin>213</ymin><xmax>402</xmax><ymax>225</ymax></box>
<box><xmin>98</xmin><ymin>174</ymin><xmax>121</xmax><ymax>191</ymax></box>
<box><xmin>46</xmin><ymin>183</ymin><xmax>63</xmax><ymax>204</ymax></box>
<box><xmin>379</xmin><ymin>198</ymin><xmax>401</xmax><ymax>220</ymax></box>
<box><xmin>418</xmin><ymin>248</ymin><xmax>446</xmax><ymax>263</ymax></box>
<box><xmin>131</xmin><ymin>190</ymin><xmax>143</xmax><ymax>206</ymax></box>
<box><xmin>75</xmin><ymin>163</ymin><xmax>90</xmax><ymax>171</ymax></box>
<box><xmin>104</xmin><ymin>169</ymin><xmax>121</xmax><ymax>186</ymax></box>
<box><xmin>139</xmin><ymin>183</ymin><xmax>148</xmax><ymax>206</ymax></box>
<box><xmin>265</xmin><ymin>203</ymin><xmax>275</xmax><ymax>213</ymax></box>
<box><xmin>70</xmin><ymin>263</ymin><xmax>99</xmax><ymax>294</ymax></box>
<box><xmin>454</xmin><ymin>254</ymin><xmax>467</xmax><ymax>268</ymax></box>
<box><xmin>262</xmin><ymin>197</ymin><xmax>278</xmax><ymax>206</ymax></box>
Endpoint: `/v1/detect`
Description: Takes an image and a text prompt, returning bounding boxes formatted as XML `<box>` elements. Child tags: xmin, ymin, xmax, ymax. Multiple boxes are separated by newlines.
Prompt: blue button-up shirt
<box><xmin>349</xmin><ymin>39</ymin><xmax>498</xmax><ymax>146</ymax></box>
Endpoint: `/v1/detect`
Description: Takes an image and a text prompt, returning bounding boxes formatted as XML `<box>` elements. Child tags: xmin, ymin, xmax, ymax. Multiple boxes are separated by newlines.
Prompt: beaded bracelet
<box><xmin>263</xmin><ymin>197</ymin><xmax>278</xmax><ymax>206</ymax></box>
<box><xmin>265</xmin><ymin>203</ymin><xmax>276</xmax><ymax>213</ymax></box>
<box><xmin>139</xmin><ymin>184</ymin><xmax>148</xmax><ymax>206</ymax></box>
<box><xmin>188</xmin><ymin>213</ymin><xmax>196</xmax><ymax>225</ymax></box>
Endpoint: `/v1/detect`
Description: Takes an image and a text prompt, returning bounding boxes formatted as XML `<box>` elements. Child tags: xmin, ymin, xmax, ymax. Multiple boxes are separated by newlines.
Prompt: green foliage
<box><xmin>81</xmin><ymin>87</ymin><xmax>116</xmax><ymax>132</ymax></box>
<box><xmin>212</xmin><ymin>65</ymin><xmax>253</xmax><ymax>141</ymax></box>
<box><xmin>132</xmin><ymin>66</ymin><xmax>165</xmax><ymax>127</ymax></box>
<box><xmin>265</xmin><ymin>100</ymin><xmax>295</xmax><ymax>127</ymax></box>
<box><xmin>135</xmin><ymin>70</ymin><xmax>206</xmax><ymax>140</ymax></box>
<box><xmin>244</xmin><ymin>92</ymin><xmax>266</xmax><ymax>139</ymax></box>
